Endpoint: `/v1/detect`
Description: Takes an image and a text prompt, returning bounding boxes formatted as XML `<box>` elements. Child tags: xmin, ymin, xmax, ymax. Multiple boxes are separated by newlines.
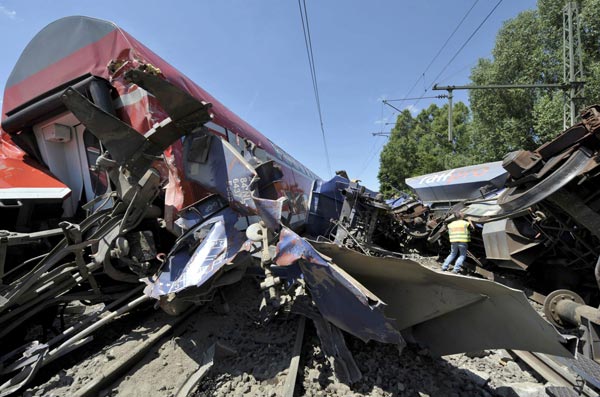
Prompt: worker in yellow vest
<box><xmin>441</xmin><ymin>212</ymin><xmax>473</xmax><ymax>274</ymax></box>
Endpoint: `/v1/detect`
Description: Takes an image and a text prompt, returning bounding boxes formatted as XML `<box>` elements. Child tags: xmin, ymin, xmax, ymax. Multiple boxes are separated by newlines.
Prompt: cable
<box><xmin>379</xmin><ymin>100</ymin><xmax>385</xmax><ymax>135</ymax></box>
<box><xmin>298</xmin><ymin>0</ymin><xmax>333</xmax><ymax>176</ymax></box>
<box><xmin>357</xmin><ymin>136</ymin><xmax>386</xmax><ymax>179</ymax></box>
<box><xmin>397</xmin><ymin>0</ymin><xmax>480</xmax><ymax>105</ymax></box>
<box><xmin>411</xmin><ymin>0</ymin><xmax>503</xmax><ymax>109</ymax></box>
<box><xmin>383</xmin><ymin>101</ymin><xmax>403</xmax><ymax>113</ymax></box>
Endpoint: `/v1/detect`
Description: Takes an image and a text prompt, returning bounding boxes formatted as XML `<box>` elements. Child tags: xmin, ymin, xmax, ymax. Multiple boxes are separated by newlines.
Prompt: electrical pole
<box><xmin>447</xmin><ymin>88</ymin><xmax>453</xmax><ymax>141</ymax></box>
<box><xmin>433</xmin><ymin>2</ymin><xmax>585</xmax><ymax>141</ymax></box>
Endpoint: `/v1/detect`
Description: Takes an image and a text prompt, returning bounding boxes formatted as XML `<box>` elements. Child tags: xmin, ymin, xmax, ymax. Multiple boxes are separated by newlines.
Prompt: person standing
<box><xmin>441</xmin><ymin>212</ymin><xmax>473</xmax><ymax>274</ymax></box>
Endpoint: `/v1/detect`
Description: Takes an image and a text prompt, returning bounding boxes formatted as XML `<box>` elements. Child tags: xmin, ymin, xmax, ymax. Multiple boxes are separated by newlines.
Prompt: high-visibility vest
<box><xmin>448</xmin><ymin>219</ymin><xmax>470</xmax><ymax>242</ymax></box>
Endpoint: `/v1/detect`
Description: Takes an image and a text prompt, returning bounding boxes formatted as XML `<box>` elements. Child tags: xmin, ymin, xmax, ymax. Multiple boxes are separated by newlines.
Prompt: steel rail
<box><xmin>512</xmin><ymin>350</ymin><xmax>598</xmax><ymax>396</ymax></box>
<box><xmin>71</xmin><ymin>305</ymin><xmax>198</xmax><ymax>397</ymax></box>
<box><xmin>282</xmin><ymin>316</ymin><xmax>306</xmax><ymax>397</ymax></box>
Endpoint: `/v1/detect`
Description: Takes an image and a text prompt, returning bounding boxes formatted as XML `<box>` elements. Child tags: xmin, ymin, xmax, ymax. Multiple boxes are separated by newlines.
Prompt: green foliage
<box><xmin>378</xmin><ymin>103</ymin><xmax>474</xmax><ymax>197</ymax></box>
<box><xmin>469</xmin><ymin>0</ymin><xmax>600</xmax><ymax>154</ymax></box>
<box><xmin>378</xmin><ymin>0</ymin><xmax>600</xmax><ymax>196</ymax></box>
<box><xmin>469</xmin><ymin>10</ymin><xmax>545</xmax><ymax>158</ymax></box>
<box><xmin>533</xmin><ymin>93</ymin><xmax>563</xmax><ymax>143</ymax></box>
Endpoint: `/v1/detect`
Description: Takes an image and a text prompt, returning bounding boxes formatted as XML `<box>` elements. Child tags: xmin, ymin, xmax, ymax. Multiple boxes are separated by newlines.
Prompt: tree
<box><xmin>469</xmin><ymin>10</ymin><xmax>547</xmax><ymax>161</ymax></box>
<box><xmin>378</xmin><ymin>102</ymin><xmax>473</xmax><ymax>196</ymax></box>
<box><xmin>378</xmin><ymin>109</ymin><xmax>417</xmax><ymax>196</ymax></box>
<box><xmin>469</xmin><ymin>0</ymin><xmax>600</xmax><ymax>156</ymax></box>
<box><xmin>379</xmin><ymin>0</ymin><xmax>600</xmax><ymax>196</ymax></box>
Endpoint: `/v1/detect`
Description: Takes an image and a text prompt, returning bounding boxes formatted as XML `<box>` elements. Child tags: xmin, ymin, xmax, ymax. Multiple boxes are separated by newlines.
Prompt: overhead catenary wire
<box><xmin>370</xmin><ymin>1</ymin><xmax>481</xmax><ymax>184</ymax></box>
<box><xmin>379</xmin><ymin>98</ymin><xmax>385</xmax><ymax>135</ymax></box>
<box><xmin>411</xmin><ymin>0</ymin><xmax>504</xmax><ymax>110</ymax></box>
<box><xmin>396</xmin><ymin>0</ymin><xmax>480</xmax><ymax>106</ymax></box>
<box><xmin>385</xmin><ymin>95</ymin><xmax>448</xmax><ymax>102</ymax></box>
<box><xmin>357</xmin><ymin>102</ymin><xmax>386</xmax><ymax>179</ymax></box>
<box><xmin>382</xmin><ymin>96</ymin><xmax>447</xmax><ymax>113</ymax></box>
<box><xmin>298</xmin><ymin>0</ymin><xmax>333</xmax><ymax>176</ymax></box>
<box><xmin>428</xmin><ymin>0</ymin><xmax>504</xmax><ymax>93</ymax></box>
<box><xmin>369</xmin><ymin>1</ymin><xmax>499</xmax><ymax>188</ymax></box>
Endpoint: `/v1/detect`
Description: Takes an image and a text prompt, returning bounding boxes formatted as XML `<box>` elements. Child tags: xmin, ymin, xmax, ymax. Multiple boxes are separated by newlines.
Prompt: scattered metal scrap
<box><xmin>383</xmin><ymin>105</ymin><xmax>600</xmax><ymax>300</ymax></box>
<box><xmin>0</xmin><ymin>16</ymin><xmax>580</xmax><ymax>395</ymax></box>
<box><xmin>383</xmin><ymin>104</ymin><xmax>600</xmax><ymax>387</ymax></box>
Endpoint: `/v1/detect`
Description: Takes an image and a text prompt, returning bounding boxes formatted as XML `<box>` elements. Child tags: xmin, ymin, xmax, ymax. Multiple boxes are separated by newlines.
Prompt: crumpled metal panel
<box><xmin>183</xmin><ymin>130</ymin><xmax>258</xmax><ymax>214</ymax></box>
<box><xmin>61</xmin><ymin>88</ymin><xmax>149</xmax><ymax>166</ymax></box>
<box><xmin>482</xmin><ymin>218</ymin><xmax>541</xmax><ymax>270</ymax></box>
<box><xmin>252</xmin><ymin>195</ymin><xmax>286</xmax><ymax>230</ymax></box>
<box><xmin>310</xmin><ymin>241</ymin><xmax>571</xmax><ymax>357</ymax></box>
<box><xmin>498</xmin><ymin>147</ymin><xmax>593</xmax><ymax>212</ymax></box>
<box><xmin>174</xmin><ymin>195</ymin><xmax>229</xmax><ymax>233</ymax></box>
<box><xmin>273</xmin><ymin>228</ymin><xmax>403</xmax><ymax>345</ymax></box>
<box><xmin>144</xmin><ymin>207</ymin><xmax>247</xmax><ymax>298</ymax></box>
<box><xmin>182</xmin><ymin>130</ymin><xmax>288</xmax><ymax>231</ymax></box>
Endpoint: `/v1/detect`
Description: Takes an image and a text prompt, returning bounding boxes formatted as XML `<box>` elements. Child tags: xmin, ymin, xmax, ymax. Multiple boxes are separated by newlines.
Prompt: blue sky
<box><xmin>0</xmin><ymin>0</ymin><xmax>537</xmax><ymax>191</ymax></box>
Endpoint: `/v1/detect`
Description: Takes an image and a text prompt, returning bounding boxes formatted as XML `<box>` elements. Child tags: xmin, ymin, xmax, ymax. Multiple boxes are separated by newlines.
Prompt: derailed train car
<box><xmin>402</xmin><ymin>109</ymin><xmax>600</xmax><ymax>301</ymax></box>
<box><xmin>388</xmin><ymin>107</ymin><xmax>600</xmax><ymax>369</ymax></box>
<box><xmin>0</xmin><ymin>16</ymin><xmax>574</xmax><ymax>393</ymax></box>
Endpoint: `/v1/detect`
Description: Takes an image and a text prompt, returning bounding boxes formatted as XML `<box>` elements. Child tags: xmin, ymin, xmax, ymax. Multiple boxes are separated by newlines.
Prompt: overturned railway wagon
<box><xmin>394</xmin><ymin>108</ymin><xmax>600</xmax><ymax>373</ymax></box>
<box><xmin>0</xmin><ymin>16</ymin><xmax>577</xmax><ymax>394</ymax></box>
<box><xmin>404</xmin><ymin>112</ymin><xmax>600</xmax><ymax>302</ymax></box>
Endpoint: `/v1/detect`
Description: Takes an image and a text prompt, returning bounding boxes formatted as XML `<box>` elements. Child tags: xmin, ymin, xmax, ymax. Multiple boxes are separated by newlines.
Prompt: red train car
<box><xmin>0</xmin><ymin>15</ymin><xmax>318</xmax><ymax>233</ymax></box>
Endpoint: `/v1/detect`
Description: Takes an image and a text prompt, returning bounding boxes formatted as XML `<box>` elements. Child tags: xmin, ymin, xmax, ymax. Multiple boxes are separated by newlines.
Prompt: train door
<box><xmin>33</xmin><ymin>113</ymin><xmax>110</xmax><ymax>217</ymax></box>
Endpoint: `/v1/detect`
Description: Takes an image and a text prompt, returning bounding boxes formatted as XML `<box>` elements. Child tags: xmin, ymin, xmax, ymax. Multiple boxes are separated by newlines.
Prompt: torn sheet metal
<box><xmin>311</xmin><ymin>241</ymin><xmax>571</xmax><ymax>357</ymax></box>
<box><xmin>273</xmin><ymin>228</ymin><xmax>402</xmax><ymax>345</ymax></box>
<box><xmin>129</xmin><ymin>65</ymin><xmax>275</xmax><ymax>222</ymax></box>
<box><xmin>174</xmin><ymin>195</ymin><xmax>229</xmax><ymax>233</ymax></box>
<box><xmin>182</xmin><ymin>128</ymin><xmax>288</xmax><ymax>230</ymax></box>
<box><xmin>183</xmin><ymin>131</ymin><xmax>257</xmax><ymax>213</ymax></box>
<box><xmin>498</xmin><ymin>147</ymin><xmax>594</xmax><ymax>212</ymax></box>
<box><xmin>252</xmin><ymin>195</ymin><xmax>286</xmax><ymax>231</ymax></box>
<box><xmin>144</xmin><ymin>207</ymin><xmax>248</xmax><ymax>299</ymax></box>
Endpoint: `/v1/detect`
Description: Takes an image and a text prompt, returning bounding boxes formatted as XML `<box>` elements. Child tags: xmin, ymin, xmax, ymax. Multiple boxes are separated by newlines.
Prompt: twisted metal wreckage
<box><xmin>0</xmin><ymin>17</ymin><xmax>574</xmax><ymax>394</ymax></box>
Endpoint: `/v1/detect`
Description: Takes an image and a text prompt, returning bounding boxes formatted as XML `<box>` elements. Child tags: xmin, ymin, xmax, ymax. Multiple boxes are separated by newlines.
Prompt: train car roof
<box><xmin>406</xmin><ymin>161</ymin><xmax>508</xmax><ymax>203</ymax></box>
<box><xmin>2</xmin><ymin>16</ymin><xmax>268</xmax><ymax>151</ymax></box>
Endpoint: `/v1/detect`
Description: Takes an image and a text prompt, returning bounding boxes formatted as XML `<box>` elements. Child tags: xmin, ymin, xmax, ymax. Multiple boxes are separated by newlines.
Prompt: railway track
<box><xmin>511</xmin><ymin>351</ymin><xmax>599</xmax><ymax>397</ymax></box>
<box><xmin>19</xmin><ymin>277</ymin><xmax>507</xmax><ymax>397</ymax></box>
<box><xmin>469</xmin><ymin>262</ymin><xmax>600</xmax><ymax>396</ymax></box>
<box><xmin>21</xmin><ymin>278</ymin><xmax>304</xmax><ymax>397</ymax></box>
<box><xmin>18</xmin><ymin>265</ymin><xmax>600</xmax><ymax>397</ymax></box>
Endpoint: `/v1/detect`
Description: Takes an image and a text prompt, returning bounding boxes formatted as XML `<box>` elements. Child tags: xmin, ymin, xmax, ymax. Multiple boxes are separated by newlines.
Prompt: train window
<box><xmin>254</xmin><ymin>147</ymin><xmax>268</xmax><ymax>162</ymax></box>
<box><xmin>226</xmin><ymin>129</ymin><xmax>244</xmax><ymax>154</ymax></box>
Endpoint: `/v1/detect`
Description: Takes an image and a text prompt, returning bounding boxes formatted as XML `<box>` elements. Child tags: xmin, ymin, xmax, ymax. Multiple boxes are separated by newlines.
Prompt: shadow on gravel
<box><xmin>25</xmin><ymin>302</ymin><xmax>157</xmax><ymax>392</ymax></box>
<box><xmin>174</xmin><ymin>278</ymin><xmax>298</xmax><ymax>396</ymax></box>
<box><xmin>187</xmin><ymin>279</ymin><xmax>498</xmax><ymax>397</ymax></box>
<box><xmin>297</xmin><ymin>320</ymin><xmax>495</xmax><ymax>397</ymax></box>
